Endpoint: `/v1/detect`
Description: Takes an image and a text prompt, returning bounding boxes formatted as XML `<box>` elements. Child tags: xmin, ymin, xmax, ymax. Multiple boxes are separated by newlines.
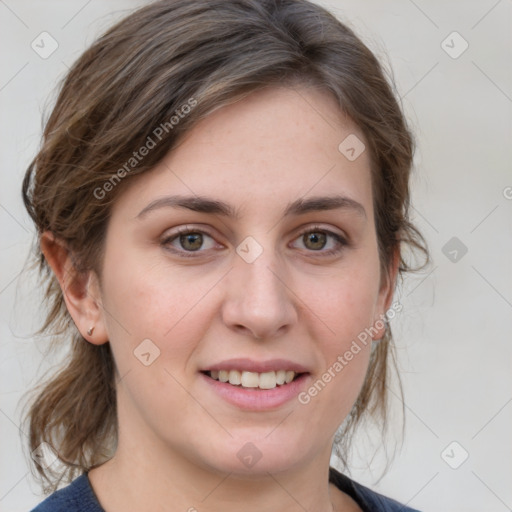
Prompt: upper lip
<box><xmin>203</xmin><ymin>358</ymin><xmax>310</xmax><ymax>374</ymax></box>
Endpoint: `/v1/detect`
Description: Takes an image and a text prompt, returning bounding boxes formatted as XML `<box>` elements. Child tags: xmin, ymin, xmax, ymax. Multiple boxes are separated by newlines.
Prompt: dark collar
<box><xmin>329</xmin><ymin>466</ymin><xmax>374</xmax><ymax>512</ymax></box>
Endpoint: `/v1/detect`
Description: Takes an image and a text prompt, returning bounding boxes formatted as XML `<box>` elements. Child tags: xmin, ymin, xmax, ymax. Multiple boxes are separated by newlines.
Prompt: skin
<box><xmin>43</xmin><ymin>86</ymin><xmax>398</xmax><ymax>512</ymax></box>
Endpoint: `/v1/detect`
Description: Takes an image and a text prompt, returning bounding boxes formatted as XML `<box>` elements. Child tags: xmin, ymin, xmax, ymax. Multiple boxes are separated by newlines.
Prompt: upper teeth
<box><xmin>209</xmin><ymin>370</ymin><xmax>297</xmax><ymax>389</ymax></box>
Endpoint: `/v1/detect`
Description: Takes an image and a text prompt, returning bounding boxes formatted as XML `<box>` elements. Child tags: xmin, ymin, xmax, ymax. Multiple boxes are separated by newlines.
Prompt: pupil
<box><xmin>305</xmin><ymin>232</ymin><xmax>326</xmax><ymax>250</ymax></box>
<box><xmin>181</xmin><ymin>233</ymin><xmax>202</xmax><ymax>251</ymax></box>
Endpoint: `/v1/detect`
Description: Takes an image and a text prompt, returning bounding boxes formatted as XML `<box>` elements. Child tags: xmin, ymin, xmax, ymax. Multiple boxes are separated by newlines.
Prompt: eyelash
<box><xmin>160</xmin><ymin>225</ymin><xmax>348</xmax><ymax>258</ymax></box>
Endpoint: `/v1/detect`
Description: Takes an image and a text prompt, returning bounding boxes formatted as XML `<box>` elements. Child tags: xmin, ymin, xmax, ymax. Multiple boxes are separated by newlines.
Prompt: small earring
<box><xmin>87</xmin><ymin>326</ymin><xmax>94</xmax><ymax>336</ymax></box>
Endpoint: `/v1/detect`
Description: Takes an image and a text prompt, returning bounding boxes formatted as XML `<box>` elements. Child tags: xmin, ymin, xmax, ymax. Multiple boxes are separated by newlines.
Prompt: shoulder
<box><xmin>30</xmin><ymin>473</ymin><xmax>104</xmax><ymax>512</ymax></box>
<box><xmin>329</xmin><ymin>467</ymin><xmax>422</xmax><ymax>512</ymax></box>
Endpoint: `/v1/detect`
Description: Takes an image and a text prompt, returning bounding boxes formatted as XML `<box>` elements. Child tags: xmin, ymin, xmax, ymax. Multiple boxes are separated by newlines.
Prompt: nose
<box><xmin>221</xmin><ymin>248</ymin><xmax>298</xmax><ymax>340</ymax></box>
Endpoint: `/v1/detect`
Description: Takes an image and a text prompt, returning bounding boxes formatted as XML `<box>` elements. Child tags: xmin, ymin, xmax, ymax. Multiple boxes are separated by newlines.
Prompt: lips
<box><xmin>203</xmin><ymin>358</ymin><xmax>310</xmax><ymax>374</ymax></box>
<box><xmin>200</xmin><ymin>370</ymin><xmax>310</xmax><ymax>410</ymax></box>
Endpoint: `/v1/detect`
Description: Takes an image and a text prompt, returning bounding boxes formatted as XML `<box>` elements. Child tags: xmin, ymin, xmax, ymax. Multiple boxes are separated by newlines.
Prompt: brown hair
<box><xmin>21</xmin><ymin>0</ymin><xmax>429</xmax><ymax>493</ymax></box>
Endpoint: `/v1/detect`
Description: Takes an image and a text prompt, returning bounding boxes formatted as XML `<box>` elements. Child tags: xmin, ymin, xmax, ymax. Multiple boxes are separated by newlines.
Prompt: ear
<box><xmin>40</xmin><ymin>231</ymin><xmax>108</xmax><ymax>345</ymax></box>
<box><xmin>371</xmin><ymin>244</ymin><xmax>401</xmax><ymax>341</ymax></box>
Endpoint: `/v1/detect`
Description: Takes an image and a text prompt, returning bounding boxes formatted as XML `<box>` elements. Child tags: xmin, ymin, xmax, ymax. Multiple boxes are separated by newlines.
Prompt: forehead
<box><xmin>112</xmin><ymin>86</ymin><xmax>374</xmax><ymax>220</ymax></box>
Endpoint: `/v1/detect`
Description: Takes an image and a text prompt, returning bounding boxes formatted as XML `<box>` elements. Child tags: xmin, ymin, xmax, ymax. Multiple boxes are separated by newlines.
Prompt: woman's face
<box><xmin>96</xmin><ymin>86</ymin><xmax>395</xmax><ymax>475</ymax></box>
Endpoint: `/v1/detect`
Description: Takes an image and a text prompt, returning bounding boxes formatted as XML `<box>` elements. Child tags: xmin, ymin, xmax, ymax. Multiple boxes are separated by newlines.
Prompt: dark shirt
<box><xmin>31</xmin><ymin>466</ymin><xmax>420</xmax><ymax>511</ymax></box>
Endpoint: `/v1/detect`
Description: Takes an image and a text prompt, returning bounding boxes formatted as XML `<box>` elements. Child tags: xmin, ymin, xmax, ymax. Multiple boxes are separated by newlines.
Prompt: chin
<box><xmin>195</xmin><ymin>430</ymin><xmax>309</xmax><ymax>477</ymax></box>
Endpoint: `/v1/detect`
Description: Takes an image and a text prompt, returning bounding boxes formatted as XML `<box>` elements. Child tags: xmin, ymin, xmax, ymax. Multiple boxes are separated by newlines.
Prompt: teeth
<box><xmin>285</xmin><ymin>370</ymin><xmax>295</xmax><ymax>384</ymax></box>
<box><xmin>259</xmin><ymin>371</ymin><xmax>277</xmax><ymax>389</ymax></box>
<box><xmin>208</xmin><ymin>369</ymin><xmax>298</xmax><ymax>389</ymax></box>
<box><xmin>228</xmin><ymin>370</ymin><xmax>241</xmax><ymax>385</ymax></box>
<box><xmin>241</xmin><ymin>371</ymin><xmax>260</xmax><ymax>388</ymax></box>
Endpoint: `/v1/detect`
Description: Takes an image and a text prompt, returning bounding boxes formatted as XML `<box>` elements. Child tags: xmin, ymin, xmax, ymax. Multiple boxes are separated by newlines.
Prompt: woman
<box><xmin>22</xmin><ymin>0</ymin><xmax>428</xmax><ymax>510</ymax></box>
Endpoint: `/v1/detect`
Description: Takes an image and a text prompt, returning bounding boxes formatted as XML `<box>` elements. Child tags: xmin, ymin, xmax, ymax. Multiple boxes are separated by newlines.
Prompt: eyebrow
<box><xmin>136</xmin><ymin>194</ymin><xmax>367</xmax><ymax>220</ymax></box>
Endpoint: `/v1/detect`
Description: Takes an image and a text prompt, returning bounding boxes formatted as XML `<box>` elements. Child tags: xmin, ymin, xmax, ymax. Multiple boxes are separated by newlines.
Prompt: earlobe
<box><xmin>40</xmin><ymin>231</ymin><xmax>109</xmax><ymax>345</ymax></box>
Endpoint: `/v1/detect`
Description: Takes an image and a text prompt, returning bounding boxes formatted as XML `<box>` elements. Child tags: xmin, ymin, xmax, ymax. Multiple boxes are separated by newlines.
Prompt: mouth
<box><xmin>200</xmin><ymin>358</ymin><xmax>311</xmax><ymax>410</ymax></box>
<box><xmin>200</xmin><ymin>369</ymin><xmax>310</xmax><ymax>410</ymax></box>
<box><xmin>201</xmin><ymin>369</ymin><xmax>306</xmax><ymax>390</ymax></box>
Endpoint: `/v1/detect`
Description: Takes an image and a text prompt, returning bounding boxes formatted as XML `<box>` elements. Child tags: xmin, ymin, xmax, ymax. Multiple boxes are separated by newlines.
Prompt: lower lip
<box><xmin>200</xmin><ymin>372</ymin><xmax>310</xmax><ymax>411</ymax></box>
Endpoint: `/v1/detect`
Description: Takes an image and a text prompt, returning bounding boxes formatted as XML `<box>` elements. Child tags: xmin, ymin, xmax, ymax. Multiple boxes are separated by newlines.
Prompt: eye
<box><xmin>291</xmin><ymin>226</ymin><xmax>347</xmax><ymax>256</ymax></box>
<box><xmin>160</xmin><ymin>225</ymin><xmax>347</xmax><ymax>258</ymax></box>
<box><xmin>161</xmin><ymin>226</ymin><xmax>219</xmax><ymax>256</ymax></box>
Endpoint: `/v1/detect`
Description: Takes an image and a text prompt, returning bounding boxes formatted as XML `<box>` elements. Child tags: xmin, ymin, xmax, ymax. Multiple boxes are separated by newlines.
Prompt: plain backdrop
<box><xmin>1</xmin><ymin>1</ymin><xmax>511</xmax><ymax>511</ymax></box>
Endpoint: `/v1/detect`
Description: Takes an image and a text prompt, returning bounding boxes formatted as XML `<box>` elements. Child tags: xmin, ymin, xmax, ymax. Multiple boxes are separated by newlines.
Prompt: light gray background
<box><xmin>1</xmin><ymin>1</ymin><xmax>511</xmax><ymax>511</ymax></box>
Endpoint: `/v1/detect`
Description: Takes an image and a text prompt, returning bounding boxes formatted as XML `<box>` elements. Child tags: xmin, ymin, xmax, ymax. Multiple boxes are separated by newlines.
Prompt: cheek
<box><xmin>294</xmin><ymin>252</ymin><xmax>381</xmax><ymax>411</ymax></box>
<box><xmin>300</xmin><ymin>257</ymin><xmax>381</xmax><ymax>348</ymax></box>
<box><xmin>98</xmin><ymin>253</ymin><xmax>217</xmax><ymax>427</ymax></box>
<box><xmin>99</xmin><ymin>245</ymin><xmax>220</xmax><ymax>373</ymax></box>
<box><xmin>297</xmin><ymin>284</ymin><xmax>377</xmax><ymax>427</ymax></box>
